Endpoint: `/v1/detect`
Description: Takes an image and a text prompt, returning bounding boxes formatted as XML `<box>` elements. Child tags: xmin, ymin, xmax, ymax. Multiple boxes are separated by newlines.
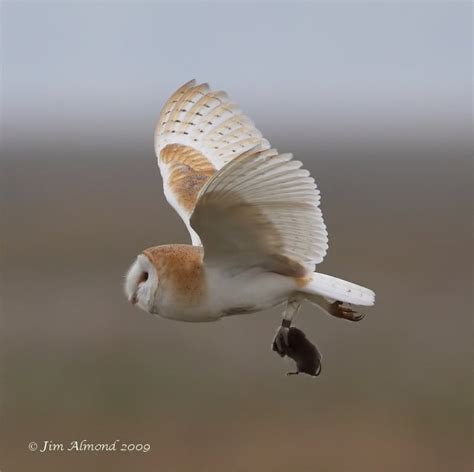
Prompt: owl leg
<box><xmin>271</xmin><ymin>295</ymin><xmax>303</xmax><ymax>356</ymax></box>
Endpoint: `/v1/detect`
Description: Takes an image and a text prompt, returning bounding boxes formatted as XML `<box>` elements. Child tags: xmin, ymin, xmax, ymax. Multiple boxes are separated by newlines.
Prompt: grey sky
<box><xmin>2</xmin><ymin>2</ymin><xmax>470</xmax><ymax>144</ymax></box>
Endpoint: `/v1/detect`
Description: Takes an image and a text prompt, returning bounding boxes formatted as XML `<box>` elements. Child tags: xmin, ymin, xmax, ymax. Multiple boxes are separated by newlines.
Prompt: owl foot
<box><xmin>272</xmin><ymin>324</ymin><xmax>290</xmax><ymax>357</ymax></box>
<box><xmin>329</xmin><ymin>301</ymin><xmax>365</xmax><ymax>322</ymax></box>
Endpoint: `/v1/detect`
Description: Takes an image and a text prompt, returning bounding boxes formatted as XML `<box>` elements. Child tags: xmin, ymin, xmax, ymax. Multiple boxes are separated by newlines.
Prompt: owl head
<box><xmin>124</xmin><ymin>253</ymin><xmax>159</xmax><ymax>313</ymax></box>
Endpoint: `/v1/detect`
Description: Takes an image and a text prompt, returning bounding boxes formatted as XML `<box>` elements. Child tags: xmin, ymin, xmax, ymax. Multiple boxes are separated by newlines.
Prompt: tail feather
<box><xmin>300</xmin><ymin>272</ymin><xmax>375</xmax><ymax>306</ymax></box>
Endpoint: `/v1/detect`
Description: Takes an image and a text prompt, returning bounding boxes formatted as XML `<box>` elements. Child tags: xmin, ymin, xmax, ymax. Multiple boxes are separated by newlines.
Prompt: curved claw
<box><xmin>330</xmin><ymin>301</ymin><xmax>366</xmax><ymax>322</ymax></box>
<box><xmin>314</xmin><ymin>362</ymin><xmax>322</xmax><ymax>376</ymax></box>
<box><xmin>272</xmin><ymin>326</ymin><xmax>290</xmax><ymax>357</ymax></box>
<box><xmin>351</xmin><ymin>311</ymin><xmax>365</xmax><ymax>322</ymax></box>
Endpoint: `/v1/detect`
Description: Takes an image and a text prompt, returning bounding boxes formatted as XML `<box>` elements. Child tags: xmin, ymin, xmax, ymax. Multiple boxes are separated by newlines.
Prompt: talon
<box><xmin>272</xmin><ymin>339</ymin><xmax>285</xmax><ymax>357</ymax></box>
<box><xmin>314</xmin><ymin>362</ymin><xmax>322</xmax><ymax>376</ymax></box>
<box><xmin>330</xmin><ymin>301</ymin><xmax>365</xmax><ymax>322</ymax></box>
<box><xmin>351</xmin><ymin>312</ymin><xmax>365</xmax><ymax>322</ymax></box>
<box><xmin>272</xmin><ymin>326</ymin><xmax>290</xmax><ymax>357</ymax></box>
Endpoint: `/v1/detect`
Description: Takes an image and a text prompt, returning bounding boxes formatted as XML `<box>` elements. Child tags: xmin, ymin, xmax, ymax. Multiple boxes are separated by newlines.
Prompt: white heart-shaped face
<box><xmin>124</xmin><ymin>254</ymin><xmax>158</xmax><ymax>313</ymax></box>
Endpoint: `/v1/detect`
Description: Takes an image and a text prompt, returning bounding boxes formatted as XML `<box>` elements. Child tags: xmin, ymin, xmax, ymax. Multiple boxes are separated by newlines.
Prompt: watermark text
<box><xmin>28</xmin><ymin>440</ymin><xmax>150</xmax><ymax>453</ymax></box>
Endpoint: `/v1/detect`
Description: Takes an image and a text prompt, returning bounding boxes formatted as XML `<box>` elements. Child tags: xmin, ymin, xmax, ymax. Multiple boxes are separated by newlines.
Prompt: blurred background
<box><xmin>1</xmin><ymin>2</ymin><xmax>472</xmax><ymax>471</ymax></box>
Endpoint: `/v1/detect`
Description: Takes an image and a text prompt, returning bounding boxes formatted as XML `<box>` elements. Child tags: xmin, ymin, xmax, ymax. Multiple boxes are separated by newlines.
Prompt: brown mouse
<box><xmin>273</xmin><ymin>326</ymin><xmax>322</xmax><ymax>377</ymax></box>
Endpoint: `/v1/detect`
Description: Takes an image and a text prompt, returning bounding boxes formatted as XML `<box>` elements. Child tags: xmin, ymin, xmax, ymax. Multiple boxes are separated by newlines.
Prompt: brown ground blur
<box><xmin>1</xmin><ymin>129</ymin><xmax>471</xmax><ymax>471</ymax></box>
<box><xmin>1</xmin><ymin>3</ymin><xmax>472</xmax><ymax>471</ymax></box>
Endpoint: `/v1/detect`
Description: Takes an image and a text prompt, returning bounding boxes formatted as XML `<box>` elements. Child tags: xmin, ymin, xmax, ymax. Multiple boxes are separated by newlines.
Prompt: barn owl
<box><xmin>125</xmin><ymin>80</ymin><xmax>375</xmax><ymax>365</ymax></box>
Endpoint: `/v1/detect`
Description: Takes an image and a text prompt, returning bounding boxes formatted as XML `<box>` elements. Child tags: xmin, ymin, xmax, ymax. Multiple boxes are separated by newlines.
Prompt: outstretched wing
<box><xmin>155</xmin><ymin>80</ymin><xmax>270</xmax><ymax>244</ymax></box>
<box><xmin>190</xmin><ymin>149</ymin><xmax>328</xmax><ymax>277</ymax></box>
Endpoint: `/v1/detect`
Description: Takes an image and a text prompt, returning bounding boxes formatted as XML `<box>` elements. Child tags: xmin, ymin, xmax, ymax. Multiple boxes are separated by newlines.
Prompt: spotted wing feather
<box><xmin>155</xmin><ymin>80</ymin><xmax>270</xmax><ymax>243</ymax></box>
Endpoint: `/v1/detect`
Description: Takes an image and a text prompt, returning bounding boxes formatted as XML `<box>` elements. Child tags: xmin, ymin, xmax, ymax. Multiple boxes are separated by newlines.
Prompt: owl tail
<box><xmin>300</xmin><ymin>272</ymin><xmax>375</xmax><ymax>306</ymax></box>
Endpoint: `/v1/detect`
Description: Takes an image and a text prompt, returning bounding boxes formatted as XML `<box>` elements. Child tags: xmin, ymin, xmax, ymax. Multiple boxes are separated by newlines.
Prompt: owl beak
<box><xmin>130</xmin><ymin>292</ymin><xmax>138</xmax><ymax>305</ymax></box>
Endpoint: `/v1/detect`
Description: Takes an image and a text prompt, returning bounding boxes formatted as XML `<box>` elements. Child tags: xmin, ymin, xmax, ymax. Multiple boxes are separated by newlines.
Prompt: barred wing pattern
<box><xmin>155</xmin><ymin>80</ymin><xmax>270</xmax><ymax>244</ymax></box>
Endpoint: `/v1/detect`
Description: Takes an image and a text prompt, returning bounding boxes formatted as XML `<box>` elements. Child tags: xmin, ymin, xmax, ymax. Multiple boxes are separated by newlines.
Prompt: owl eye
<box><xmin>138</xmin><ymin>271</ymin><xmax>148</xmax><ymax>284</ymax></box>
